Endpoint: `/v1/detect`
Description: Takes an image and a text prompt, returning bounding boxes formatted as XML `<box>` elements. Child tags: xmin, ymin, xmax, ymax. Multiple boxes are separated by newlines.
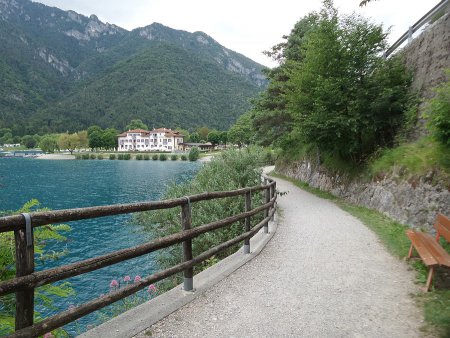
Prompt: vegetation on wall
<box><xmin>425</xmin><ymin>70</ymin><xmax>450</xmax><ymax>148</ymax></box>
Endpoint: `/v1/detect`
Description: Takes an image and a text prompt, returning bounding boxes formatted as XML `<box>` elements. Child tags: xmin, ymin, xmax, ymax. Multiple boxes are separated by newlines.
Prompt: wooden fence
<box><xmin>0</xmin><ymin>177</ymin><xmax>277</xmax><ymax>337</ymax></box>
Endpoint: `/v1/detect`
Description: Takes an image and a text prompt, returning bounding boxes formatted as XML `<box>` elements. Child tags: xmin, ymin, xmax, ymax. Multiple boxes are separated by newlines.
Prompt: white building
<box><xmin>117</xmin><ymin>128</ymin><xmax>185</xmax><ymax>152</ymax></box>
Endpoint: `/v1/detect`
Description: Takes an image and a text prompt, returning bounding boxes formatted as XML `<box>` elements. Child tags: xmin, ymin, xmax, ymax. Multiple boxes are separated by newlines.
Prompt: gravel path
<box><xmin>138</xmin><ymin>173</ymin><xmax>424</xmax><ymax>337</ymax></box>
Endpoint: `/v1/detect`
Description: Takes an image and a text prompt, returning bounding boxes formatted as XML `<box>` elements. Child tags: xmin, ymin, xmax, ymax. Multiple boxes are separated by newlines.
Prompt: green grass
<box><xmin>370</xmin><ymin>137</ymin><xmax>450</xmax><ymax>185</ymax></box>
<box><xmin>271</xmin><ymin>171</ymin><xmax>450</xmax><ymax>337</ymax></box>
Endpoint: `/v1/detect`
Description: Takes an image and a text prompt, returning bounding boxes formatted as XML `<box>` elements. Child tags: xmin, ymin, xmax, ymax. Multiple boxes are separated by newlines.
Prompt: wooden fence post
<box><xmin>270</xmin><ymin>182</ymin><xmax>275</xmax><ymax>221</ymax></box>
<box><xmin>244</xmin><ymin>191</ymin><xmax>251</xmax><ymax>254</ymax></box>
<box><xmin>14</xmin><ymin>213</ymin><xmax>35</xmax><ymax>330</ymax></box>
<box><xmin>264</xmin><ymin>185</ymin><xmax>270</xmax><ymax>234</ymax></box>
<box><xmin>181</xmin><ymin>202</ymin><xmax>194</xmax><ymax>291</ymax></box>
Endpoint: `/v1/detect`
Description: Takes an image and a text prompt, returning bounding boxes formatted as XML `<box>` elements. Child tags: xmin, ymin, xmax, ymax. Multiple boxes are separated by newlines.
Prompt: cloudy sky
<box><xmin>33</xmin><ymin>0</ymin><xmax>439</xmax><ymax>67</ymax></box>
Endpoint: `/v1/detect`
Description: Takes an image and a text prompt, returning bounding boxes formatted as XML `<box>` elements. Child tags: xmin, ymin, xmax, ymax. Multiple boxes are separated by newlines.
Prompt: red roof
<box><xmin>127</xmin><ymin>129</ymin><xmax>150</xmax><ymax>134</ymax></box>
<box><xmin>117</xmin><ymin>128</ymin><xmax>185</xmax><ymax>138</ymax></box>
<box><xmin>150</xmin><ymin>128</ymin><xmax>185</xmax><ymax>137</ymax></box>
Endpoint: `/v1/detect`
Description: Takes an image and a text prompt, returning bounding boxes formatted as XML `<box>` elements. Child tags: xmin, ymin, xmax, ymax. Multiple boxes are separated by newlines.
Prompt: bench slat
<box><xmin>417</xmin><ymin>232</ymin><xmax>450</xmax><ymax>267</ymax></box>
<box><xmin>436</xmin><ymin>213</ymin><xmax>450</xmax><ymax>243</ymax></box>
<box><xmin>406</xmin><ymin>230</ymin><xmax>438</xmax><ymax>266</ymax></box>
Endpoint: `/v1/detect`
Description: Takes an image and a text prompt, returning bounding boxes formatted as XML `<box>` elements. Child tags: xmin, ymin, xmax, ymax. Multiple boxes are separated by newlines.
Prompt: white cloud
<box><xmin>33</xmin><ymin>0</ymin><xmax>440</xmax><ymax>67</ymax></box>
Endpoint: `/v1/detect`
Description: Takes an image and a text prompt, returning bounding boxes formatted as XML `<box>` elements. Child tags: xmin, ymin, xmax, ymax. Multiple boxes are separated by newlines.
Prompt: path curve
<box><xmin>138</xmin><ymin>171</ymin><xmax>424</xmax><ymax>337</ymax></box>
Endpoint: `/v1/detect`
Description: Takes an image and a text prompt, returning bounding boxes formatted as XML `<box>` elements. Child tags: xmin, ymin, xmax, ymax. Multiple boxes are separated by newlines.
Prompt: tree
<box><xmin>359</xmin><ymin>0</ymin><xmax>377</xmax><ymax>6</ymax></box>
<box><xmin>252</xmin><ymin>14</ymin><xmax>319</xmax><ymax>147</ymax></box>
<box><xmin>39</xmin><ymin>135</ymin><xmax>58</xmax><ymax>153</ymax></box>
<box><xmin>87</xmin><ymin>125</ymin><xmax>102</xmax><ymax>137</ymax></box>
<box><xmin>284</xmin><ymin>0</ymin><xmax>411</xmax><ymax>161</ymax></box>
<box><xmin>207</xmin><ymin>130</ymin><xmax>221</xmax><ymax>146</ymax></box>
<box><xmin>77</xmin><ymin>131</ymin><xmax>89</xmax><ymax>149</ymax></box>
<box><xmin>21</xmin><ymin>135</ymin><xmax>37</xmax><ymax>149</ymax></box>
<box><xmin>126</xmin><ymin>119</ymin><xmax>148</xmax><ymax>131</ymax></box>
<box><xmin>0</xmin><ymin>128</ymin><xmax>13</xmax><ymax>145</ymax></box>
<box><xmin>228</xmin><ymin>112</ymin><xmax>254</xmax><ymax>147</ymax></box>
<box><xmin>88</xmin><ymin>130</ymin><xmax>104</xmax><ymax>151</ymax></box>
<box><xmin>58</xmin><ymin>133</ymin><xmax>80</xmax><ymax>154</ymax></box>
<box><xmin>197</xmin><ymin>127</ymin><xmax>210</xmax><ymax>140</ymax></box>
<box><xmin>102</xmin><ymin>128</ymin><xmax>119</xmax><ymax>150</ymax></box>
<box><xmin>189</xmin><ymin>132</ymin><xmax>201</xmax><ymax>143</ymax></box>
<box><xmin>219</xmin><ymin>131</ymin><xmax>228</xmax><ymax>147</ymax></box>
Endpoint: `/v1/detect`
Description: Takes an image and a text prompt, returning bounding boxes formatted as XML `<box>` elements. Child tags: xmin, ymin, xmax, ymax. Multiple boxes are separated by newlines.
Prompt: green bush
<box><xmin>171</xmin><ymin>154</ymin><xmax>178</xmax><ymax>161</ymax></box>
<box><xmin>124</xmin><ymin>153</ymin><xmax>131</xmax><ymax>160</ymax></box>
<box><xmin>136</xmin><ymin>154</ymin><xmax>143</xmax><ymax>160</ymax></box>
<box><xmin>181</xmin><ymin>154</ymin><xmax>188</xmax><ymax>161</ymax></box>
<box><xmin>135</xmin><ymin>147</ymin><xmax>266</xmax><ymax>278</ymax></box>
<box><xmin>97</xmin><ymin>154</ymin><xmax>104</xmax><ymax>160</ymax></box>
<box><xmin>152</xmin><ymin>154</ymin><xmax>158</xmax><ymax>160</ymax></box>
<box><xmin>75</xmin><ymin>154</ymin><xmax>81</xmax><ymax>160</ymax></box>
<box><xmin>81</xmin><ymin>154</ymin><xmax>90</xmax><ymax>160</ymax></box>
<box><xmin>0</xmin><ymin>200</ymin><xmax>74</xmax><ymax>336</ymax></box>
<box><xmin>188</xmin><ymin>147</ymin><xmax>200</xmax><ymax>161</ymax></box>
<box><xmin>426</xmin><ymin>71</ymin><xmax>450</xmax><ymax>148</ymax></box>
<box><xmin>90</xmin><ymin>154</ymin><xmax>96</xmax><ymax>160</ymax></box>
<box><xmin>159</xmin><ymin>154</ymin><xmax>167</xmax><ymax>161</ymax></box>
<box><xmin>117</xmin><ymin>154</ymin><xmax>124</xmax><ymax>160</ymax></box>
<box><xmin>109</xmin><ymin>154</ymin><xmax>116</xmax><ymax>160</ymax></box>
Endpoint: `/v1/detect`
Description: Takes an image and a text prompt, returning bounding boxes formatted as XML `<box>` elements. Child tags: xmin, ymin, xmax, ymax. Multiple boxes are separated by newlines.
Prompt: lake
<box><xmin>0</xmin><ymin>158</ymin><xmax>200</xmax><ymax>335</ymax></box>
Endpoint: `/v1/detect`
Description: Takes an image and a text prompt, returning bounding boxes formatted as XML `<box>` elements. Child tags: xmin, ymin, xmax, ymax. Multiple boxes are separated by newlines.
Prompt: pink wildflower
<box><xmin>123</xmin><ymin>275</ymin><xmax>131</xmax><ymax>282</ymax></box>
<box><xmin>43</xmin><ymin>333</ymin><xmax>54</xmax><ymax>338</ymax></box>
<box><xmin>110</xmin><ymin>279</ymin><xmax>119</xmax><ymax>288</ymax></box>
<box><xmin>148</xmin><ymin>284</ymin><xmax>157</xmax><ymax>294</ymax></box>
<box><xmin>134</xmin><ymin>275</ymin><xmax>141</xmax><ymax>283</ymax></box>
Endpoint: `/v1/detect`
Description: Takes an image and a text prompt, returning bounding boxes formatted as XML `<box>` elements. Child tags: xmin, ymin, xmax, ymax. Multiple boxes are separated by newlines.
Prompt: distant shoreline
<box><xmin>36</xmin><ymin>154</ymin><xmax>75</xmax><ymax>160</ymax></box>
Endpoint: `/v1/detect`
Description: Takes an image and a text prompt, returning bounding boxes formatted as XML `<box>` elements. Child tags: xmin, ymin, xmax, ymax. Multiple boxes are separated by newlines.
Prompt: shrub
<box><xmin>159</xmin><ymin>154</ymin><xmax>168</xmax><ymax>161</ymax></box>
<box><xmin>75</xmin><ymin>154</ymin><xmax>81</xmax><ymax>160</ymax></box>
<box><xmin>143</xmin><ymin>154</ymin><xmax>150</xmax><ymax>160</ymax></box>
<box><xmin>188</xmin><ymin>147</ymin><xmax>200</xmax><ymax>161</ymax></box>
<box><xmin>97</xmin><ymin>154</ymin><xmax>104</xmax><ymax>160</ymax></box>
<box><xmin>426</xmin><ymin>71</ymin><xmax>450</xmax><ymax>148</ymax></box>
<box><xmin>136</xmin><ymin>154</ymin><xmax>143</xmax><ymax>160</ymax></box>
<box><xmin>109</xmin><ymin>154</ymin><xmax>116</xmax><ymax>160</ymax></box>
<box><xmin>152</xmin><ymin>154</ymin><xmax>158</xmax><ymax>160</ymax></box>
<box><xmin>124</xmin><ymin>153</ymin><xmax>131</xmax><ymax>160</ymax></box>
<box><xmin>181</xmin><ymin>154</ymin><xmax>188</xmax><ymax>161</ymax></box>
<box><xmin>82</xmin><ymin>154</ymin><xmax>90</xmax><ymax>160</ymax></box>
<box><xmin>90</xmin><ymin>154</ymin><xmax>96</xmax><ymax>160</ymax></box>
<box><xmin>171</xmin><ymin>154</ymin><xmax>178</xmax><ymax>161</ymax></box>
<box><xmin>135</xmin><ymin>147</ymin><xmax>266</xmax><ymax>278</ymax></box>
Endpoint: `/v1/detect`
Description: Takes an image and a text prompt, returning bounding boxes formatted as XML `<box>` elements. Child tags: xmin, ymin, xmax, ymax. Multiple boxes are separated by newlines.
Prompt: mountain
<box><xmin>0</xmin><ymin>0</ymin><xmax>267</xmax><ymax>134</ymax></box>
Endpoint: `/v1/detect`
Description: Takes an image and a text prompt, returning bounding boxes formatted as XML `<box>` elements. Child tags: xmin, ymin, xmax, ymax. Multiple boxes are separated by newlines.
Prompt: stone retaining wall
<box><xmin>278</xmin><ymin>160</ymin><xmax>450</xmax><ymax>231</ymax></box>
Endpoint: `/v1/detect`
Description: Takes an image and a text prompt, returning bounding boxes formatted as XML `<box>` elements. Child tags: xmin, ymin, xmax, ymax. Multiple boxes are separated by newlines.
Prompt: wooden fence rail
<box><xmin>0</xmin><ymin>177</ymin><xmax>277</xmax><ymax>338</ymax></box>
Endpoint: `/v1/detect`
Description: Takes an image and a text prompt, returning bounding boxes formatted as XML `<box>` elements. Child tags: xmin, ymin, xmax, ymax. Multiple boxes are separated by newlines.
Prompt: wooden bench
<box><xmin>406</xmin><ymin>213</ymin><xmax>450</xmax><ymax>291</ymax></box>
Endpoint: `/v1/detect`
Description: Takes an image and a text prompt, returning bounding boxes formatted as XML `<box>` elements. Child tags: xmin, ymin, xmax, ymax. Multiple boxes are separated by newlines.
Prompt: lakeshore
<box><xmin>36</xmin><ymin>153</ymin><xmax>75</xmax><ymax>160</ymax></box>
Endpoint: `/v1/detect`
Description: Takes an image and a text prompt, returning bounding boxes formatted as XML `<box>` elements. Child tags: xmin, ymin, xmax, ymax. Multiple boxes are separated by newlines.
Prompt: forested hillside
<box><xmin>0</xmin><ymin>0</ymin><xmax>266</xmax><ymax>135</ymax></box>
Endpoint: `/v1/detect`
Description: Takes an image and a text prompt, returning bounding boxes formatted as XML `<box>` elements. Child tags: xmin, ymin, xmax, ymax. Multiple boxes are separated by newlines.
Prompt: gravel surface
<box><xmin>137</xmin><ymin>172</ymin><xmax>424</xmax><ymax>337</ymax></box>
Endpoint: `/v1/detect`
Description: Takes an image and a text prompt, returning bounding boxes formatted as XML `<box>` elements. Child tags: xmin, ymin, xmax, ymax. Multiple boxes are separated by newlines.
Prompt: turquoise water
<box><xmin>0</xmin><ymin>158</ymin><xmax>200</xmax><ymax>335</ymax></box>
